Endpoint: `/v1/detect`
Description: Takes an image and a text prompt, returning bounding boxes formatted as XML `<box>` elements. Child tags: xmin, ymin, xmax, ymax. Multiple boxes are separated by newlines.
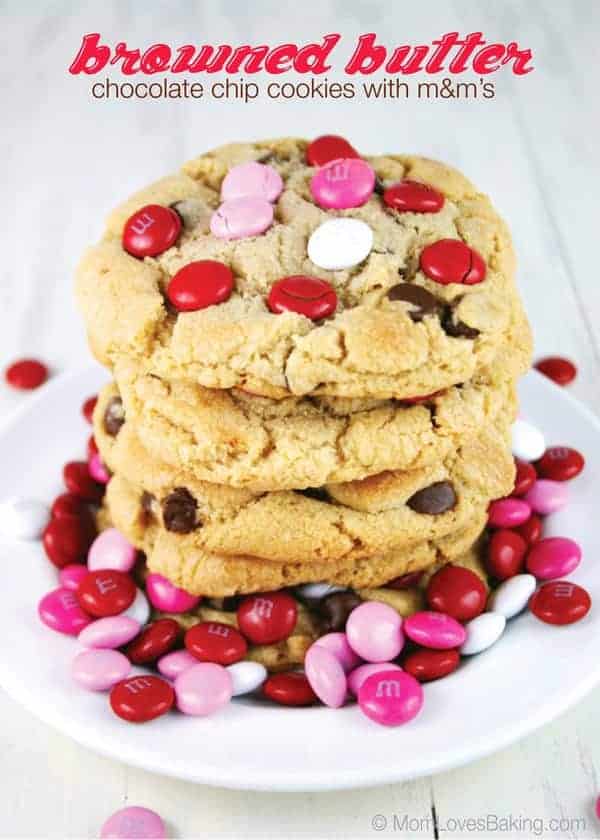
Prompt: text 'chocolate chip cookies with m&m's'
<box><xmin>77</xmin><ymin>134</ymin><xmax>532</xmax><ymax>666</ymax></box>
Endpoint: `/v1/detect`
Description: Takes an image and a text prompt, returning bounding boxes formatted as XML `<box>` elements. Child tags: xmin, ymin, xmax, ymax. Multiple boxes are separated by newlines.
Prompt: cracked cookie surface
<box><xmin>76</xmin><ymin>137</ymin><xmax>531</xmax><ymax>399</ymax></box>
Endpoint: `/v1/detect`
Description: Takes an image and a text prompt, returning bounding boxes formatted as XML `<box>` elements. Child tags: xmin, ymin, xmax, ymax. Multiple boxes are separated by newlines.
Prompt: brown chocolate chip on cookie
<box><xmin>387</xmin><ymin>283</ymin><xmax>440</xmax><ymax>322</ymax></box>
<box><xmin>162</xmin><ymin>487</ymin><xmax>198</xmax><ymax>533</ymax></box>
<box><xmin>103</xmin><ymin>396</ymin><xmax>125</xmax><ymax>436</ymax></box>
<box><xmin>442</xmin><ymin>306</ymin><xmax>480</xmax><ymax>339</ymax></box>
<box><xmin>319</xmin><ymin>591</ymin><xmax>362</xmax><ymax>632</ymax></box>
<box><xmin>407</xmin><ymin>481</ymin><xmax>457</xmax><ymax>514</ymax></box>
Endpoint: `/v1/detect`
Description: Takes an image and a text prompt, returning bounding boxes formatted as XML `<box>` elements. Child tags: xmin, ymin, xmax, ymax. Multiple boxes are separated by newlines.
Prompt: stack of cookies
<box><xmin>76</xmin><ymin>136</ymin><xmax>532</xmax><ymax>663</ymax></box>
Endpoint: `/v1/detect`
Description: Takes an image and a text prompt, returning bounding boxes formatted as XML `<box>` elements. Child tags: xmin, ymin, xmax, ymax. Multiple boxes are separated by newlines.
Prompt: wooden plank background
<box><xmin>1</xmin><ymin>1</ymin><xmax>599</xmax><ymax>836</ymax></box>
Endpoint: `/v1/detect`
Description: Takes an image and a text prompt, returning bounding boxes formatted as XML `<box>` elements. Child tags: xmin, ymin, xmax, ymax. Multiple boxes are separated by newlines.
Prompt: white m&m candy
<box><xmin>308</xmin><ymin>218</ymin><xmax>373</xmax><ymax>270</ymax></box>
<box><xmin>460</xmin><ymin>613</ymin><xmax>506</xmax><ymax>655</ymax></box>
<box><xmin>488</xmin><ymin>574</ymin><xmax>536</xmax><ymax>619</ymax></box>
<box><xmin>512</xmin><ymin>419</ymin><xmax>546</xmax><ymax>462</ymax></box>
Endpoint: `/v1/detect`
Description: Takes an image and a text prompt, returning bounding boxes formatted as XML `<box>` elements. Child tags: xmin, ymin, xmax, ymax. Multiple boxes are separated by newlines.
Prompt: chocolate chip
<box><xmin>407</xmin><ymin>481</ymin><xmax>457</xmax><ymax>515</ymax></box>
<box><xmin>387</xmin><ymin>283</ymin><xmax>440</xmax><ymax>322</ymax></box>
<box><xmin>319</xmin><ymin>591</ymin><xmax>362</xmax><ymax>632</ymax></box>
<box><xmin>103</xmin><ymin>396</ymin><xmax>124</xmax><ymax>436</ymax></box>
<box><xmin>162</xmin><ymin>487</ymin><xmax>198</xmax><ymax>533</ymax></box>
<box><xmin>296</xmin><ymin>486</ymin><xmax>330</xmax><ymax>503</ymax></box>
<box><xmin>442</xmin><ymin>306</ymin><xmax>480</xmax><ymax>339</ymax></box>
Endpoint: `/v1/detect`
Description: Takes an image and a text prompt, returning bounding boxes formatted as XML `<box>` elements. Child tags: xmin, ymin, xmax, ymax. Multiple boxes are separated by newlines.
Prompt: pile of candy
<box><xmin>0</xmin><ymin>378</ymin><xmax>591</xmax><ymax>729</ymax></box>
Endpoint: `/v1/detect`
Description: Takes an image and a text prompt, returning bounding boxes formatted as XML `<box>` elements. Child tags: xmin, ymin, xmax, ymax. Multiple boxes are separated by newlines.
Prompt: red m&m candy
<box><xmin>306</xmin><ymin>135</ymin><xmax>359</xmax><ymax>167</ymax></box>
<box><xmin>122</xmin><ymin>204</ymin><xmax>181</xmax><ymax>258</ymax></box>
<box><xmin>486</xmin><ymin>529</ymin><xmax>527</xmax><ymax>580</ymax></box>
<box><xmin>387</xmin><ymin>571</ymin><xmax>424</xmax><ymax>590</ymax></box>
<box><xmin>237</xmin><ymin>592</ymin><xmax>298</xmax><ymax>645</ymax></box>
<box><xmin>262</xmin><ymin>671</ymin><xmax>318</xmax><ymax>706</ymax></box>
<box><xmin>513</xmin><ymin>459</ymin><xmax>537</xmax><ymax>496</ymax></box>
<box><xmin>426</xmin><ymin>564</ymin><xmax>487</xmax><ymax>621</ymax></box>
<box><xmin>420</xmin><ymin>239</ymin><xmax>486</xmax><ymax>286</ymax></box>
<box><xmin>5</xmin><ymin>358</ymin><xmax>48</xmax><ymax>390</ymax></box>
<box><xmin>126</xmin><ymin>619</ymin><xmax>180</xmax><ymax>665</ymax></box>
<box><xmin>42</xmin><ymin>516</ymin><xmax>94</xmax><ymax>568</ymax></box>
<box><xmin>82</xmin><ymin>395</ymin><xmax>97</xmax><ymax>424</ymax></box>
<box><xmin>536</xmin><ymin>446</ymin><xmax>585</xmax><ymax>482</ymax></box>
<box><xmin>515</xmin><ymin>514</ymin><xmax>543</xmax><ymax>545</ymax></box>
<box><xmin>185</xmin><ymin>621</ymin><xmax>248</xmax><ymax>666</ymax></box>
<box><xmin>403</xmin><ymin>648</ymin><xmax>460</xmax><ymax>682</ymax></box>
<box><xmin>268</xmin><ymin>276</ymin><xmax>337</xmax><ymax>320</ymax></box>
<box><xmin>166</xmin><ymin>260</ymin><xmax>234</xmax><ymax>312</ymax></box>
<box><xmin>110</xmin><ymin>675</ymin><xmax>175</xmax><ymax>723</ymax></box>
<box><xmin>63</xmin><ymin>461</ymin><xmax>103</xmax><ymax>503</ymax></box>
<box><xmin>77</xmin><ymin>570</ymin><xmax>136</xmax><ymax>618</ymax></box>
<box><xmin>535</xmin><ymin>356</ymin><xmax>577</xmax><ymax>386</ymax></box>
<box><xmin>529</xmin><ymin>580</ymin><xmax>591</xmax><ymax>625</ymax></box>
<box><xmin>383</xmin><ymin>180</ymin><xmax>444</xmax><ymax>213</ymax></box>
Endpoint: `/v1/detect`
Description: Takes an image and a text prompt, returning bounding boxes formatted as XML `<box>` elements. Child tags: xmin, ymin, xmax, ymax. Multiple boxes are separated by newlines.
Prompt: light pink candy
<box><xmin>526</xmin><ymin>537</ymin><xmax>582</xmax><ymax>580</ymax></box>
<box><xmin>358</xmin><ymin>670</ymin><xmax>423</xmax><ymax>727</ymax></box>
<box><xmin>157</xmin><ymin>649</ymin><xmax>198</xmax><ymax>680</ymax></box>
<box><xmin>88</xmin><ymin>527</ymin><xmax>137</xmax><ymax>573</ymax></box>
<box><xmin>315</xmin><ymin>632</ymin><xmax>362</xmax><ymax>673</ymax></box>
<box><xmin>310</xmin><ymin>158</ymin><xmax>375</xmax><ymax>210</ymax></box>
<box><xmin>100</xmin><ymin>806</ymin><xmax>166</xmax><ymax>839</ymax></box>
<box><xmin>145</xmin><ymin>572</ymin><xmax>202</xmax><ymax>614</ymax></box>
<box><xmin>348</xmin><ymin>662</ymin><xmax>402</xmax><ymax>697</ymax></box>
<box><xmin>78</xmin><ymin>615</ymin><xmax>141</xmax><ymax>649</ymax></box>
<box><xmin>524</xmin><ymin>479</ymin><xmax>569</xmax><ymax>515</ymax></box>
<box><xmin>59</xmin><ymin>564</ymin><xmax>88</xmax><ymax>591</ymax></box>
<box><xmin>221</xmin><ymin>161</ymin><xmax>283</xmax><ymax>202</ymax></box>
<box><xmin>304</xmin><ymin>643</ymin><xmax>347</xmax><ymax>708</ymax></box>
<box><xmin>38</xmin><ymin>587</ymin><xmax>91</xmax><ymax>635</ymax></box>
<box><xmin>210</xmin><ymin>197</ymin><xmax>274</xmax><ymax>240</ymax></box>
<box><xmin>488</xmin><ymin>497</ymin><xmax>531</xmax><ymax>528</ymax></box>
<box><xmin>72</xmin><ymin>648</ymin><xmax>130</xmax><ymax>691</ymax></box>
<box><xmin>174</xmin><ymin>662</ymin><xmax>233</xmax><ymax>716</ymax></box>
<box><xmin>345</xmin><ymin>601</ymin><xmax>404</xmax><ymax>662</ymax></box>
<box><xmin>88</xmin><ymin>452</ymin><xmax>110</xmax><ymax>484</ymax></box>
<box><xmin>403</xmin><ymin>611</ymin><xmax>466</xmax><ymax>649</ymax></box>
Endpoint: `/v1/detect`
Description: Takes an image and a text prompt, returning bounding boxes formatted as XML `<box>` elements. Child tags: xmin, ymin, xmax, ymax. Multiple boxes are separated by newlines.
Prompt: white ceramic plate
<box><xmin>0</xmin><ymin>365</ymin><xmax>598</xmax><ymax>792</ymax></box>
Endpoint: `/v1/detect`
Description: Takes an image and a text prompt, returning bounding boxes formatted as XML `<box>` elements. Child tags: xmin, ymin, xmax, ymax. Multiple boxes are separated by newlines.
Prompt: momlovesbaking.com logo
<box><xmin>68</xmin><ymin>32</ymin><xmax>534</xmax><ymax>103</ymax></box>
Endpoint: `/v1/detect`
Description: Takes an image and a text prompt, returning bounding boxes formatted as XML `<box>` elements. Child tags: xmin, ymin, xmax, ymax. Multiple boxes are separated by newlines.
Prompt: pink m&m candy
<box><xmin>315</xmin><ymin>632</ymin><xmax>362</xmax><ymax>673</ymax></box>
<box><xmin>87</xmin><ymin>528</ymin><xmax>137</xmax><ymax>573</ymax></box>
<box><xmin>145</xmin><ymin>572</ymin><xmax>202</xmax><ymax>614</ymax></box>
<box><xmin>487</xmin><ymin>497</ymin><xmax>531</xmax><ymax>528</ymax></box>
<box><xmin>174</xmin><ymin>662</ymin><xmax>233</xmax><ymax>716</ymax></box>
<box><xmin>345</xmin><ymin>601</ymin><xmax>404</xmax><ymax>662</ymax></box>
<box><xmin>71</xmin><ymin>649</ymin><xmax>130</xmax><ymax>691</ymax></box>
<box><xmin>157</xmin><ymin>649</ymin><xmax>198</xmax><ymax>680</ymax></box>
<box><xmin>59</xmin><ymin>564</ymin><xmax>88</xmax><ymax>591</ymax></box>
<box><xmin>100</xmin><ymin>806</ymin><xmax>166</xmax><ymax>839</ymax></box>
<box><xmin>403</xmin><ymin>611</ymin><xmax>466</xmax><ymax>649</ymax></box>
<box><xmin>78</xmin><ymin>615</ymin><xmax>141</xmax><ymax>649</ymax></box>
<box><xmin>210</xmin><ymin>197</ymin><xmax>274</xmax><ymax>240</ymax></box>
<box><xmin>38</xmin><ymin>587</ymin><xmax>92</xmax><ymax>635</ymax></box>
<box><xmin>88</xmin><ymin>453</ymin><xmax>110</xmax><ymax>484</ymax></box>
<box><xmin>304</xmin><ymin>643</ymin><xmax>347</xmax><ymax>708</ymax></box>
<box><xmin>347</xmin><ymin>662</ymin><xmax>402</xmax><ymax>696</ymax></box>
<box><xmin>526</xmin><ymin>537</ymin><xmax>582</xmax><ymax>580</ymax></box>
<box><xmin>524</xmin><ymin>480</ymin><xmax>569</xmax><ymax>515</ymax></box>
<box><xmin>221</xmin><ymin>161</ymin><xmax>283</xmax><ymax>202</ymax></box>
<box><xmin>310</xmin><ymin>158</ymin><xmax>375</xmax><ymax>209</ymax></box>
<box><xmin>358</xmin><ymin>670</ymin><xmax>424</xmax><ymax>727</ymax></box>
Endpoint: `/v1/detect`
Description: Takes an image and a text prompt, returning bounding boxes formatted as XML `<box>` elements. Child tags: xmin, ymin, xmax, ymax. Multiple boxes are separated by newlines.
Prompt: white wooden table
<box><xmin>1</xmin><ymin>2</ymin><xmax>600</xmax><ymax>836</ymax></box>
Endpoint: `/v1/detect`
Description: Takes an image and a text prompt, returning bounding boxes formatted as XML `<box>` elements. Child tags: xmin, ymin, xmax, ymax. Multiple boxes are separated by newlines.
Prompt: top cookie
<box><xmin>76</xmin><ymin>136</ymin><xmax>527</xmax><ymax>399</ymax></box>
